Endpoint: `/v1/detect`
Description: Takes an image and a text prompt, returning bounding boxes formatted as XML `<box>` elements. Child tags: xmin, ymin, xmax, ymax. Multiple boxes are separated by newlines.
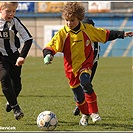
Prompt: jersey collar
<box><xmin>64</xmin><ymin>22</ymin><xmax>85</xmax><ymax>33</ymax></box>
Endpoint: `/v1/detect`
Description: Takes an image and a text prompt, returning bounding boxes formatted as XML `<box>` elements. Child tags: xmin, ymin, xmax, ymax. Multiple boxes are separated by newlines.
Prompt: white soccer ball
<box><xmin>37</xmin><ymin>111</ymin><xmax>58</xmax><ymax>131</ymax></box>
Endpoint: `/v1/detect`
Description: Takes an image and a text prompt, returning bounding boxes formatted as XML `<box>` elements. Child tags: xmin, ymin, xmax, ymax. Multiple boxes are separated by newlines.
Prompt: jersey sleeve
<box><xmin>90</xmin><ymin>27</ymin><xmax>110</xmax><ymax>44</ymax></box>
<box><xmin>13</xmin><ymin>17</ymin><xmax>33</xmax><ymax>42</ymax></box>
<box><xmin>44</xmin><ymin>29</ymin><xmax>65</xmax><ymax>54</ymax></box>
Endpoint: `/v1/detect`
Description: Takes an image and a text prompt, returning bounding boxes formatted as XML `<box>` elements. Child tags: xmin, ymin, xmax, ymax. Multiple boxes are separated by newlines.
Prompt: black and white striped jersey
<box><xmin>92</xmin><ymin>42</ymin><xmax>100</xmax><ymax>64</ymax></box>
<box><xmin>0</xmin><ymin>16</ymin><xmax>32</xmax><ymax>56</ymax></box>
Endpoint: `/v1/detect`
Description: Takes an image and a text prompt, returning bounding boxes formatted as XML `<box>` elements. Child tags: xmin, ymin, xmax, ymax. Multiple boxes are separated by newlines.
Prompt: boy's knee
<box><xmin>79</xmin><ymin>72</ymin><xmax>94</xmax><ymax>94</ymax></box>
<box><xmin>80</xmin><ymin>72</ymin><xmax>90</xmax><ymax>86</ymax></box>
<box><xmin>1</xmin><ymin>71</ymin><xmax>10</xmax><ymax>85</ymax></box>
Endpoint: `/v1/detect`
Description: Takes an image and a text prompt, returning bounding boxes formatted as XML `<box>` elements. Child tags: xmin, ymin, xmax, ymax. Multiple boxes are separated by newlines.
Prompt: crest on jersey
<box><xmin>86</xmin><ymin>39</ymin><xmax>90</xmax><ymax>46</ymax></box>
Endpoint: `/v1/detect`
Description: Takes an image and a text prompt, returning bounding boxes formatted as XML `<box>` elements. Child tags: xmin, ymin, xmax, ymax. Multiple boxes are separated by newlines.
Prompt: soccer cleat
<box><xmin>6</xmin><ymin>102</ymin><xmax>12</xmax><ymax>112</ymax></box>
<box><xmin>79</xmin><ymin>114</ymin><xmax>89</xmax><ymax>126</ymax></box>
<box><xmin>13</xmin><ymin>105</ymin><xmax>24</xmax><ymax>120</ymax></box>
<box><xmin>90</xmin><ymin>113</ymin><xmax>101</xmax><ymax>123</ymax></box>
<box><xmin>73</xmin><ymin>106</ymin><xmax>80</xmax><ymax>116</ymax></box>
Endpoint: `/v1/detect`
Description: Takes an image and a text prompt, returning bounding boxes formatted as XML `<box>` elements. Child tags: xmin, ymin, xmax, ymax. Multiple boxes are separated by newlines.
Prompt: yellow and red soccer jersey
<box><xmin>44</xmin><ymin>22</ymin><xmax>110</xmax><ymax>78</ymax></box>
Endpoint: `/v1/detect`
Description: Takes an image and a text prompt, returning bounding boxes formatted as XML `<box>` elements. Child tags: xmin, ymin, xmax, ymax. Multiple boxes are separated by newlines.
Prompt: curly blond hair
<box><xmin>61</xmin><ymin>2</ymin><xmax>85</xmax><ymax>21</ymax></box>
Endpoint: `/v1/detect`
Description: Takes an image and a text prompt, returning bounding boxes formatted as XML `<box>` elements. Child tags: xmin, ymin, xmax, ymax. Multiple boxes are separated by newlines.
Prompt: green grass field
<box><xmin>0</xmin><ymin>56</ymin><xmax>132</xmax><ymax>132</ymax></box>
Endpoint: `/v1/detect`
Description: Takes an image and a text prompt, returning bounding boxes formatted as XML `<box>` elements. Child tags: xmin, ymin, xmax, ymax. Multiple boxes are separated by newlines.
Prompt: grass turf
<box><xmin>0</xmin><ymin>56</ymin><xmax>132</xmax><ymax>131</ymax></box>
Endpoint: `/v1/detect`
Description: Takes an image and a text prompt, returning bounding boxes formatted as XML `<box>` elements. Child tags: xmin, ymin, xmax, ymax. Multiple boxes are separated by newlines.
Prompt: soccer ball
<box><xmin>37</xmin><ymin>111</ymin><xmax>58</xmax><ymax>131</ymax></box>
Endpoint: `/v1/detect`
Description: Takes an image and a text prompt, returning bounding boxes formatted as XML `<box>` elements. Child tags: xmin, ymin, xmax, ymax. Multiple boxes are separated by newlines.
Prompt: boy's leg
<box><xmin>0</xmin><ymin>58</ymin><xmax>24</xmax><ymax>120</ymax></box>
<box><xmin>6</xmin><ymin>52</ymin><xmax>22</xmax><ymax>112</ymax></box>
<box><xmin>72</xmin><ymin>86</ymin><xmax>89</xmax><ymax>126</ymax></box>
<box><xmin>6</xmin><ymin>65</ymin><xmax>22</xmax><ymax>112</ymax></box>
<box><xmin>0</xmin><ymin>60</ymin><xmax>17</xmax><ymax>106</ymax></box>
<box><xmin>10</xmin><ymin>65</ymin><xmax>22</xmax><ymax>97</ymax></box>
<box><xmin>79</xmin><ymin>70</ymin><xmax>101</xmax><ymax>122</ymax></box>
<box><xmin>73</xmin><ymin>61</ymin><xmax>98</xmax><ymax>116</ymax></box>
<box><xmin>69</xmin><ymin>71</ymin><xmax>90</xmax><ymax>126</ymax></box>
<box><xmin>11</xmin><ymin>51</ymin><xmax>22</xmax><ymax>97</ymax></box>
<box><xmin>72</xmin><ymin>86</ymin><xmax>89</xmax><ymax>115</ymax></box>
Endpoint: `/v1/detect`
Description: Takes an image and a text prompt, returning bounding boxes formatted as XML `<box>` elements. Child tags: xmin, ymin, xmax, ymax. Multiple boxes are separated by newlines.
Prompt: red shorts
<box><xmin>66</xmin><ymin>68</ymin><xmax>92</xmax><ymax>88</ymax></box>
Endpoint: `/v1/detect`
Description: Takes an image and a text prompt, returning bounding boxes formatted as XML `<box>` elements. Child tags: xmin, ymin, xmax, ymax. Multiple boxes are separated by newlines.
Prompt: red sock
<box><xmin>85</xmin><ymin>92</ymin><xmax>98</xmax><ymax>114</ymax></box>
<box><xmin>76</xmin><ymin>100</ymin><xmax>89</xmax><ymax>115</ymax></box>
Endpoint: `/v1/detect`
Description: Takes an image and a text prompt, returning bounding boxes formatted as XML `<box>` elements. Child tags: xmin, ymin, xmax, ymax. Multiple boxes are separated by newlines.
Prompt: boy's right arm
<box><xmin>42</xmin><ymin>49</ymin><xmax>53</xmax><ymax>65</ymax></box>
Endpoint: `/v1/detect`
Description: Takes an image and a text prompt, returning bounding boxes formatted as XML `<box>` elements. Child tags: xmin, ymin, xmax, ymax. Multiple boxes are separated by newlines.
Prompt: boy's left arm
<box><xmin>124</xmin><ymin>31</ymin><xmax>133</xmax><ymax>37</ymax></box>
<box><xmin>108</xmin><ymin>30</ymin><xmax>133</xmax><ymax>41</ymax></box>
<box><xmin>15</xmin><ymin>39</ymin><xmax>33</xmax><ymax>66</ymax></box>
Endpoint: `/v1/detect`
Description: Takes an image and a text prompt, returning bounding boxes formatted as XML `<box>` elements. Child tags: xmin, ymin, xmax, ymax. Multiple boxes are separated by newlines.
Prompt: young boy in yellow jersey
<box><xmin>42</xmin><ymin>2</ymin><xmax>133</xmax><ymax>126</ymax></box>
<box><xmin>73</xmin><ymin>17</ymin><xmax>100</xmax><ymax>119</ymax></box>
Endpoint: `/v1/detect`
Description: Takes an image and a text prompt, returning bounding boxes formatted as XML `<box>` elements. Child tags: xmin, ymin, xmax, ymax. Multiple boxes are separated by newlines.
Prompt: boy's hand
<box><xmin>15</xmin><ymin>57</ymin><xmax>25</xmax><ymax>66</ymax></box>
<box><xmin>44</xmin><ymin>54</ymin><xmax>53</xmax><ymax>65</ymax></box>
<box><xmin>124</xmin><ymin>31</ymin><xmax>133</xmax><ymax>37</ymax></box>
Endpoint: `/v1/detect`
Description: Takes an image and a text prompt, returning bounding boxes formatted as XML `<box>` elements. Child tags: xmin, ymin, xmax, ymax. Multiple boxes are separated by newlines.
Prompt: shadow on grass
<box><xmin>98</xmin><ymin>122</ymin><xmax>133</xmax><ymax>131</ymax></box>
<box><xmin>58</xmin><ymin>120</ymin><xmax>79</xmax><ymax>126</ymax></box>
<box><xmin>20</xmin><ymin>94</ymin><xmax>73</xmax><ymax>98</ymax></box>
<box><xmin>0</xmin><ymin>94</ymin><xmax>72</xmax><ymax>98</ymax></box>
<box><xmin>23</xmin><ymin>118</ymin><xmax>132</xmax><ymax>131</ymax></box>
<box><xmin>97</xmin><ymin>117</ymin><xmax>133</xmax><ymax>131</ymax></box>
<box><xmin>57</xmin><ymin>119</ymin><xmax>133</xmax><ymax>131</ymax></box>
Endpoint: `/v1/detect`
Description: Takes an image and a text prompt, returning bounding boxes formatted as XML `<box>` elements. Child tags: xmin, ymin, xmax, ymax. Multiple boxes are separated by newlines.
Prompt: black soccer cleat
<box><xmin>73</xmin><ymin>106</ymin><xmax>80</xmax><ymax>116</ymax></box>
<box><xmin>13</xmin><ymin>105</ymin><xmax>24</xmax><ymax>120</ymax></box>
<box><xmin>6</xmin><ymin>102</ymin><xmax>12</xmax><ymax>112</ymax></box>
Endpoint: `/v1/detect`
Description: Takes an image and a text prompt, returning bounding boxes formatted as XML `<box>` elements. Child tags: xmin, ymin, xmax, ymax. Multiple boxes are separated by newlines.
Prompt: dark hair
<box><xmin>82</xmin><ymin>17</ymin><xmax>95</xmax><ymax>26</ymax></box>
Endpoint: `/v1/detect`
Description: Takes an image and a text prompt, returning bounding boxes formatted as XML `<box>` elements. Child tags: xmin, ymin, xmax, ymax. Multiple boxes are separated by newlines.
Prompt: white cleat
<box><xmin>79</xmin><ymin>114</ymin><xmax>89</xmax><ymax>126</ymax></box>
<box><xmin>90</xmin><ymin>113</ymin><xmax>101</xmax><ymax>123</ymax></box>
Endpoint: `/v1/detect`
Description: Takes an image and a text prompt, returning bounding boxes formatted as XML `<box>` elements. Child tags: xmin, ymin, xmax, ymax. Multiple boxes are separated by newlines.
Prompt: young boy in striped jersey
<box><xmin>0</xmin><ymin>2</ymin><xmax>33</xmax><ymax>120</ymax></box>
<box><xmin>42</xmin><ymin>2</ymin><xmax>133</xmax><ymax>126</ymax></box>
